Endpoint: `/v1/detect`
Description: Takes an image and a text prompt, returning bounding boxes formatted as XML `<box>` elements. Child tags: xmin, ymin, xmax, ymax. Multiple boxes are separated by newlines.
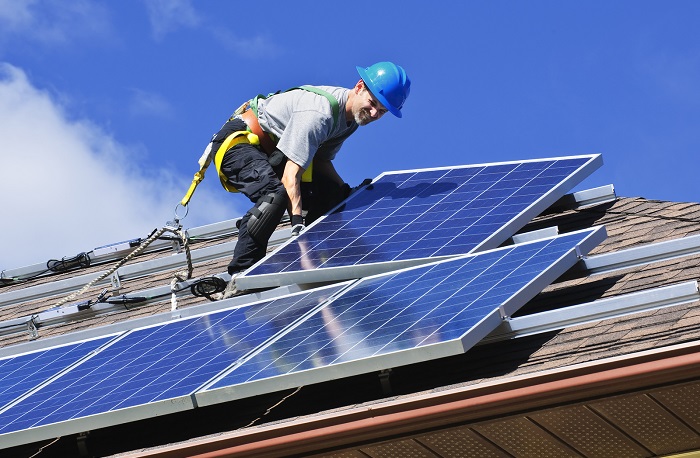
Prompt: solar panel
<box><xmin>236</xmin><ymin>155</ymin><xmax>602</xmax><ymax>289</ymax></box>
<box><xmin>196</xmin><ymin>226</ymin><xmax>606</xmax><ymax>405</ymax></box>
<box><xmin>0</xmin><ymin>227</ymin><xmax>605</xmax><ymax>449</ymax></box>
<box><xmin>0</xmin><ymin>336</ymin><xmax>113</xmax><ymax>411</ymax></box>
<box><xmin>0</xmin><ymin>284</ymin><xmax>345</xmax><ymax>444</ymax></box>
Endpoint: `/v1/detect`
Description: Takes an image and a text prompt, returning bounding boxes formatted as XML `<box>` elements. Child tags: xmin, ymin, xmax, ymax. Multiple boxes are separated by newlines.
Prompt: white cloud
<box><xmin>0</xmin><ymin>63</ymin><xmax>239</xmax><ymax>271</ymax></box>
<box><xmin>141</xmin><ymin>1</ymin><xmax>279</xmax><ymax>58</ymax></box>
<box><xmin>128</xmin><ymin>88</ymin><xmax>174</xmax><ymax>119</ymax></box>
<box><xmin>211</xmin><ymin>28</ymin><xmax>282</xmax><ymax>59</ymax></box>
<box><xmin>0</xmin><ymin>0</ymin><xmax>114</xmax><ymax>46</ymax></box>
<box><xmin>145</xmin><ymin>0</ymin><xmax>201</xmax><ymax>41</ymax></box>
<box><xmin>0</xmin><ymin>0</ymin><xmax>35</xmax><ymax>31</ymax></box>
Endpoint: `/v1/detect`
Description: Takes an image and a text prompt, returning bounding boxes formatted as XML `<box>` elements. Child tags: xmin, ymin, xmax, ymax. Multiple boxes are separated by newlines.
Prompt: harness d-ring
<box><xmin>174</xmin><ymin>203</ymin><xmax>189</xmax><ymax>222</ymax></box>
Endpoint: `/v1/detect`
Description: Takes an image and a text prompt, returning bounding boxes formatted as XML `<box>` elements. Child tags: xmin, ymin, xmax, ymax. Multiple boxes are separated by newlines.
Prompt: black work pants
<box><xmin>301</xmin><ymin>173</ymin><xmax>350</xmax><ymax>226</ymax></box>
<box><xmin>211</xmin><ymin>119</ymin><xmax>285</xmax><ymax>274</ymax></box>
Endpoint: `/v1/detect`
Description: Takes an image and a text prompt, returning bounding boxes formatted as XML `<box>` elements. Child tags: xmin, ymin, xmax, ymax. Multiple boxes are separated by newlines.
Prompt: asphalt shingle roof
<box><xmin>2</xmin><ymin>195</ymin><xmax>700</xmax><ymax>457</ymax></box>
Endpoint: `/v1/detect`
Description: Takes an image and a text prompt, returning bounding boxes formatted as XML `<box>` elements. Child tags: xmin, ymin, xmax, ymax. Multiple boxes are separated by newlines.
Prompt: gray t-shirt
<box><xmin>256</xmin><ymin>86</ymin><xmax>358</xmax><ymax>170</ymax></box>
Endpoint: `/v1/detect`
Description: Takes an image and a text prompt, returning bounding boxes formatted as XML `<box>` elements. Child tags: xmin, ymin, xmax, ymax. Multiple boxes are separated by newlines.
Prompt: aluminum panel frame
<box><xmin>196</xmin><ymin>227</ymin><xmax>606</xmax><ymax>407</ymax></box>
<box><xmin>237</xmin><ymin>155</ymin><xmax>603</xmax><ymax>290</ymax></box>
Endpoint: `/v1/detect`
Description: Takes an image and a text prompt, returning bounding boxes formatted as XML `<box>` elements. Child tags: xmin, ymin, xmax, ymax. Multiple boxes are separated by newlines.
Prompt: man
<box><xmin>205</xmin><ymin>62</ymin><xmax>411</xmax><ymax>280</ymax></box>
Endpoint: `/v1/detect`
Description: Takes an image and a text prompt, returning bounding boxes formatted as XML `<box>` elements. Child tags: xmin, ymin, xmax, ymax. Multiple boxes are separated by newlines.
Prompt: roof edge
<box><xmin>124</xmin><ymin>339</ymin><xmax>700</xmax><ymax>458</ymax></box>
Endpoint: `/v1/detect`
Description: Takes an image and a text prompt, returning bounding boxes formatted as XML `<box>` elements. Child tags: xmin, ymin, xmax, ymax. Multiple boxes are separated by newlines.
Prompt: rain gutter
<box><xmin>127</xmin><ymin>340</ymin><xmax>700</xmax><ymax>458</ymax></box>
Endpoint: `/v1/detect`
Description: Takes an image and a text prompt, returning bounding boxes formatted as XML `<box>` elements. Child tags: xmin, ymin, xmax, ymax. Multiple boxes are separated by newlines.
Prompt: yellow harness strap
<box><xmin>179</xmin><ymin>130</ymin><xmax>260</xmax><ymax>206</ymax></box>
<box><xmin>214</xmin><ymin>131</ymin><xmax>260</xmax><ymax>193</ymax></box>
<box><xmin>180</xmin><ymin>144</ymin><xmax>214</xmax><ymax>206</ymax></box>
<box><xmin>212</xmin><ymin>129</ymin><xmax>312</xmax><ymax>189</ymax></box>
<box><xmin>302</xmin><ymin>161</ymin><xmax>313</xmax><ymax>182</ymax></box>
<box><xmin>180</xmin><ymin>169</ymin><xmax>206</xmax><ymax>207</ymax></box>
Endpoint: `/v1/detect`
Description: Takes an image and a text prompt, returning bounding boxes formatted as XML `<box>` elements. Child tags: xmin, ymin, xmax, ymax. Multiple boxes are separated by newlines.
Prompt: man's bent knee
<box><xmin>246</xmin><ymin>188</ymin><xmax>288</xmax><ymax>244</ymax></box>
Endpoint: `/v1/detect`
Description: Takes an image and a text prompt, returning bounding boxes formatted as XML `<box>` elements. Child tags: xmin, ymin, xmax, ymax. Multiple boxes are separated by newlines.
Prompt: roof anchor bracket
<box><xmin>111</xmin><ymin>271</ymin><xmax>122</xmax><ymax>293</ymax></box>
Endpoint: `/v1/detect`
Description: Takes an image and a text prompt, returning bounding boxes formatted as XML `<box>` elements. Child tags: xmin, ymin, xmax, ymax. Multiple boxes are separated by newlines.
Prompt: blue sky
<box><xmin>1</xmin><ymin>0</ymin><xmax>699</xmax><ymax>269</ymax></box>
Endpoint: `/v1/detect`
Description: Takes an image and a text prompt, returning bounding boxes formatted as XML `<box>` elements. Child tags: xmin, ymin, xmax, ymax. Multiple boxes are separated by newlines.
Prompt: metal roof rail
<box><xmin>483</xmin><ymin>280</ymin><xmax>700</xmax><ymax>343</ymax></box>
<box><xmin>582</xmin><ymin>233</ymin><xmax>700</xmax><ymax>274</ymax></box>
<box><xmin>511</xmin><ymin>227</ymin><xmax>559</xmax><ymax>245</ymax></box>
<box><xmin>544</xmin><ymin>184</ymin><xmax>616</xmax><ymax>213</ymax></box>
<box><xmin>0</xmin><ymin>280</ymin><xmax>307</xmax><ymax>351</ymax></box>
<box><xmin>0</xmin><ymin>215</ymin><xmax>291</xmax><ymax>285</ymax></box>
<box><xmin>0</xmin><ymin>228</ymin><xmax>293</xmax><ymax>309</ymax></box>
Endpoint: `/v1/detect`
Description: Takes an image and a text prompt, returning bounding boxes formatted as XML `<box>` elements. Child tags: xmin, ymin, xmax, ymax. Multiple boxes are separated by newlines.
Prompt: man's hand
<box><xmin>351</xmin><ymin>178</ymin><xmax>373</xmax><ymax>194</ymax></box>
<box><xmin>291</xmin><ymin>214</ymin><xmax>305</xmax><ymax>236</ymax></box>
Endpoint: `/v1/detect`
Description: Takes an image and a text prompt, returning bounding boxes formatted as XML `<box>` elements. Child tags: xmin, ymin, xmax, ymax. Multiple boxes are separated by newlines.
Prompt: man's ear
<box><xmin>355</xmin><ymin>79</ymin><xmax>364</xmax><ymax>93</ymax></box>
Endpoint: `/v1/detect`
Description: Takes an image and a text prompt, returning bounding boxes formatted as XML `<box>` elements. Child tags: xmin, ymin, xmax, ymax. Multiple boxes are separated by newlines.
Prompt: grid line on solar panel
<box><xmin>204</xmin><ymin>228</ymin><xmax>601</xmax><ymax>394</ymax></box>
<box><xmin>243</xmin><ymin>156</ymin><xmax>599</xmax><ymax>280</ymax></box>
<box><xmin>0</xmin><ymin>285</ymin><xmax>345</xmax><ymax>434</ymax></box>
<box><xmin>0</xmin><ymin>337</ymin><xmax>114</xmax><ymax>412</ymax></box>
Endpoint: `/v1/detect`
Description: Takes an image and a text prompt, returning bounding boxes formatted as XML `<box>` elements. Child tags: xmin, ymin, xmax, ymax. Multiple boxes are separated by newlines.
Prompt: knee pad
<box><xmin>246</xmin><ymin>189</ymin><xmax>288</xmax><ymax>244</ymax></box>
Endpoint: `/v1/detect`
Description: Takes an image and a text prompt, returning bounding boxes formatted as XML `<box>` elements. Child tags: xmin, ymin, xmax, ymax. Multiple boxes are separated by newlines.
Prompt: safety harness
<box><xmin>180</xmin><ymin>86</ymin><xmax>340</xmax><ymax>206</ymax></box>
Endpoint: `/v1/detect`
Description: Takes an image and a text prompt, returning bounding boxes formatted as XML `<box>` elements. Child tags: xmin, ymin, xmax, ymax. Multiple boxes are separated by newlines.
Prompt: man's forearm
<box><xmin>285</xmin><ymin>179</ymin><xmax>302</xmax><ymax>216</ymax></box>
<box><xmin>281</xmin><ymin>160</ymin><xmax>303</xmax><ymax>216</ymax></box>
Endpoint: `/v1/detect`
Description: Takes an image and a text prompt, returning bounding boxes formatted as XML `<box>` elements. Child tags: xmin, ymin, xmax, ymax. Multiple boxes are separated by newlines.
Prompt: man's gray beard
<box><xmin>354</xmin><ymin>109</ymin><xmax>371</xmax><ymax>126</ymax></box>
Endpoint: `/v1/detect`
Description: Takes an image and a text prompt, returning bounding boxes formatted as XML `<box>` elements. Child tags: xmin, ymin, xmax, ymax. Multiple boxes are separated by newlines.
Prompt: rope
<box><xmin>54</xmin><ymin>225</ymin><xmax>194</xmax><ymax>309</ymax></box>
<box><xmin>170</xmin><ymin>272</ymin><xmax>189</xmax><ymax>311</ymax></box>
<box><xmin>169</xmin><ymin>225</ymin><xmax>194</xmax><ymax>311</ymax></box>
<box><xmin>177</xmin><ymin>226</ymin><xmax>194</xmax><ymax>278</ymax></box>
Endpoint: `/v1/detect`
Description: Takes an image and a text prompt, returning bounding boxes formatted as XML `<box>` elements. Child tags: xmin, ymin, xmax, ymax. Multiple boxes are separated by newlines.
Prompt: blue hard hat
<box><xmin>356</xmin><ymin>62</ymin><xmax>411</xmax><ymax>118</ymax></box>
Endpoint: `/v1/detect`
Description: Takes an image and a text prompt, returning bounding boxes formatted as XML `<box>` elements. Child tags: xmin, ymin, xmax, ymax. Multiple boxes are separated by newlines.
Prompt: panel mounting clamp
<box><xmin>379</xmin><ymin>369</ymin><xmax>393</xmax><ymax>396</ymax></box>
<box><xmin>27</xmin><ymin>317</ymin><xmax>38</xmax><ymax>340</ymax></box>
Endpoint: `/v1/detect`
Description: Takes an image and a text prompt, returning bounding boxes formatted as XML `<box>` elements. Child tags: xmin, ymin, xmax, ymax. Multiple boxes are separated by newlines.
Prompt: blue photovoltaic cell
<box><xmin>0</xmin><ymin>337</ymin><xmax>112</xmax><ymax>411</ymax></box>
<box><xmin>208</xmin><ymin>229</ymin><xmax>596</xmax><ymax>390</ymax></box>
<box><xmin>245</xmin><ymin>156</ymin><xmax>598</xmax><ymax>277</ymax></box>
<box><xmin>0</xmin><ymin>286</ymin><xmax>342</xmax><ymax>435</ymax></box>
